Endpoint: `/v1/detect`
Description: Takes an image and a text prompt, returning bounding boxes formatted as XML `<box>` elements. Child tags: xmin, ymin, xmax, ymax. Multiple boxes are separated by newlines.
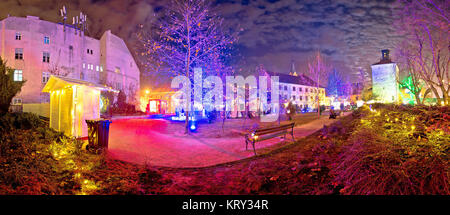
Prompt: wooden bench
<box><xmin>245</xmin><ymin>123</ymin><xmax>295</xmax><ymax>155</ymax></box>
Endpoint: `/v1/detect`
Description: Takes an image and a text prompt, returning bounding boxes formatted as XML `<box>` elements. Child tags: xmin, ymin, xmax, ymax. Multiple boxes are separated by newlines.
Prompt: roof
<box><xmin>372</xmin><ymin>59</ymin><xmax>394</xmax><ymax>65</ymax></box>
<box><xmin>42</xmin><ymin>76</ymin><xmax>118</xmax><ymax>93</ymax></box>
<box><xmin>265</xmin><ymin>71</ymin><xmax>325</xmax><ymax>88</ymax></box>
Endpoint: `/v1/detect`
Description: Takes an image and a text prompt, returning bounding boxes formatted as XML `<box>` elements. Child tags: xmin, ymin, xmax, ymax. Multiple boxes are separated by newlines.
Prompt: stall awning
<box><xmin>42</xmin><ymin>76</ymin><xmax>118</xmax><ymax>93</ymax></box>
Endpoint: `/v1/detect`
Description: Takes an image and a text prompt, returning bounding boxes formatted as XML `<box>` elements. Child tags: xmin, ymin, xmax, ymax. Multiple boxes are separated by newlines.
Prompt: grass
<box><xmin>0</xmin><ymin>105</ymin><xmax>448</xmax><ymax>195</ymax></box>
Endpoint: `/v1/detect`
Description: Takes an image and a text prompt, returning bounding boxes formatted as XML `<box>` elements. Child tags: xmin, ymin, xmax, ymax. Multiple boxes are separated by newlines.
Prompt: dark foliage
<box><xmin>0</xmin><ymin>57</ymin><xmax>26</xmax><ymax>114</ymax></box>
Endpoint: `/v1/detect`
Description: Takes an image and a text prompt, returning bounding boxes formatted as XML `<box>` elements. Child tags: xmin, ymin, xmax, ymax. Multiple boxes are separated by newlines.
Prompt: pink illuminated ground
<box><xmin>108</xmin><ymin>113</ymin><xmax>349</xmax><ymax>168</ymax></box>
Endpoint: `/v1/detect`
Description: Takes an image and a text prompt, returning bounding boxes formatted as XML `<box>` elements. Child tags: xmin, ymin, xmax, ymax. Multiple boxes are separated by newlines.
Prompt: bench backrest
<box><xmin>253</xmin><ymin>123</ymin><xmax>295</xmax><ymax>136</ymax></box>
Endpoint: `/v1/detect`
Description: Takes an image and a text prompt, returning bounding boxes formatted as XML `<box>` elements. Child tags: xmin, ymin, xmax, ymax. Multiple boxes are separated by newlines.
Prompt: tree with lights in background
<box><xmin>395</xmin><ymin>0</ymin><xmax>449</xmax><ymax>106</ymax></box>
<box><xmin>138</xmin><ymin>0</ymin><xmax>240</xmax><ymax>133</ymax></box>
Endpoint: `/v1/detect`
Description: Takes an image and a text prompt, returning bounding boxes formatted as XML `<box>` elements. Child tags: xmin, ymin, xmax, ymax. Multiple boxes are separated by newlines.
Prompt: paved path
<box><xmin>108</xmin><ymin>112</ymin><xmax>351</xmax><ymax>168</ymax></box>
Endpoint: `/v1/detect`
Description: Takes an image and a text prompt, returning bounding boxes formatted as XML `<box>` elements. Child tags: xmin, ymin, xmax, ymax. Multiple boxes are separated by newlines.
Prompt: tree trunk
<box><xmin>185</xmin><ymin>14</ymin><xmax>191</xmax><ymax>134</ymax></box>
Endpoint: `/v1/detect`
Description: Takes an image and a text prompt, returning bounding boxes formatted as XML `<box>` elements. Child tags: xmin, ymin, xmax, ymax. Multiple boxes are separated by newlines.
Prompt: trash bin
<box><xmin>86</xmin><ymin>119</ymin><xmax>111</xmax><ymax>153</ymax></box>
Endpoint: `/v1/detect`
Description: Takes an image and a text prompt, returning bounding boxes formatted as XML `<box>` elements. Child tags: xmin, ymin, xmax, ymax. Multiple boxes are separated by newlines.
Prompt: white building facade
<box><xmin>0</xmin><ymin>15</ymin><xmax>140</xmax><ymax>116</ymax></box>
<box><xmin>265</xmin><ymin>71</ymin><xmax>327</xmax><ymax>112</ymax></box>
<box><xmin>371</xmin><ymin>50</ymin><xmax>399</xmax><ymax>103</ymax></box>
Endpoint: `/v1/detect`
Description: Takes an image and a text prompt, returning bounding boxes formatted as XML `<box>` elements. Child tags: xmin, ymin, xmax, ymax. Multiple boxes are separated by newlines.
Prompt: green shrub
<box><xmin>331</xmin><ymin>104</ymin><xmax>450</xmax><ymax>195</ymax></box>
<box><xmin>0</xmin><ymin>57</ymin><xmax>26</xmax><ymax>114</ymax></box>
<box><xmin>0</xmin><ymin>112</ymin><xmax>44</xmax><ymax>132</ymax></box>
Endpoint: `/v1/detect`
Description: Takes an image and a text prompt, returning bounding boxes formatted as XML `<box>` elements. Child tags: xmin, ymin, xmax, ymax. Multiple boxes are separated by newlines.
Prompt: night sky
<box><xmin>0</xmin><ymin>0</ymin><xmax>403</xmax><ymax>82</ymax></box>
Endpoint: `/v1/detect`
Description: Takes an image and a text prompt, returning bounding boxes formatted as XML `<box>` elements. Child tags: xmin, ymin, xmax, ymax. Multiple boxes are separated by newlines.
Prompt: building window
<box><xmin>12</xmin><ymin>98</ymin><xmax>22</xmax><ymax>105</ymax></box>
<box><xmin>15</xmin><ymin>32</ymin><xmax>21</xmax><ymax>40</ymax></box>
<box><xmin>43</xmin><ymin>52</ymin><xmax>50</xmax><ymax>63</ymax></box>
<box><xmin>293</xmin><ymin>96</ymin><xmax>296</xmax><ymax>100</ymax></box>
<box><xmin>100</xmin><ymin>66</ymin><xmax>103</xmax><ymax>72</ymax></box>
<box><xmin>87</xmin><ymin>49</ymin><xmax>93</xmax><ymax>55</ymax></box>
<box><xmin>300</xmin><ymin>96</ymin><xmax>302</xmax><ymax>101</ymax></box>
<box><xmin>115</xmin><ymin>67</ymin><xmax>121</xmax><ymax>74</ymax></box>
<box><xmin>15</xmin><ymin>48</ymin><xmax>23</xmax><ymax>60</ymax></box>
<box><xmin>299</xmin><ymin>87</ymin><xmax>302</xmax><ymax>92</ymax></box>
<box><xmin>284</xmin><ymin>86</ymin><xmax>287</xmax><ymax>91</ymax></box>
<box><xmin>82</xmin><ymin>63</ymin><xmax>86</xmax><ymax>69</ymax></box>
<box><xmin>42</xmin><ymin>72</ymin><xmax>50</xmax><ymax>83</ymax></box>
<box><xmin>293</xmin><ymin>86</ymin><xmax>296</xmax><ymax>91</ymax></box>
<box><xmin>96</xmin><ymin>65</ymin><xmax>99</xmax><ymax>72</ymax></box>
<box><xmin>305</xmin><ymin>88</ymin><xmax>308</xmax><ymax>93</ymax></box>
<box><xmin>14</xmin><ymin>70</ymin><xmax>23</xmax><ymax>81</ymax></box>
<box><xmin>44</xmin><ymin>36</ymin><xmax>50</xmax><ymax>44</ymax></box>
<box><xmin>305</xmin><ymin>96</ymin><xmax>308</xmax><ymax>101</ymax></box>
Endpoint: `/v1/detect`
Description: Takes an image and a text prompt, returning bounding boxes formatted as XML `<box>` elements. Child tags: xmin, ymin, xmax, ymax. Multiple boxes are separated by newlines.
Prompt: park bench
<box><xmin>245</xmin><ymin>123</ymin><xmax>295</xmax><ymax>155</ymax></box>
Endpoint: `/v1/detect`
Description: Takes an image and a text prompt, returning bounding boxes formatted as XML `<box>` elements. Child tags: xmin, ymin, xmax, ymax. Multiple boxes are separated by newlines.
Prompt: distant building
<box><xmin>371</xmin><ymin>49</ymin><xmax>399</xmax><ymax>103</ymax></box>
<box><xmin>263</xmin><ymin>70</ymin><xmax>327</xmax><ymax>111</ymax></box>
<box><xmin>0</xmin><ymin>15</ymin><xmax>140</xmax><ymax>116</ymax></box>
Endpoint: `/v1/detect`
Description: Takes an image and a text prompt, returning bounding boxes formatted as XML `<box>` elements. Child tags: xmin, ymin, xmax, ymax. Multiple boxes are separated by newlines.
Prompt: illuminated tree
<box><xmin>138</xmin><ymin>0</ymin><xmax>240</xmax><ymax>133</ymax></box>
<box><xmin>396</xmin><ymin>0</ymin><xmax>449</xmax><ymax>105</ymax></box>
<box><xmin>307</xmin><ymin>52</ymin><xmax>330</xmax><ymax>118</ymax></box>
<box><xmin>327</xmin><ymin>68</ymin><xmax>342</xmax><ymax>97</ymax></box>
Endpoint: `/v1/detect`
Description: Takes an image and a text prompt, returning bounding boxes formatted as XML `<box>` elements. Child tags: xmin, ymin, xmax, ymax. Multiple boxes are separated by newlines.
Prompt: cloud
<box><xmin>0</xmin><ymin>0</ymin><xmax>403</xmax><ymax>82</ymax></box>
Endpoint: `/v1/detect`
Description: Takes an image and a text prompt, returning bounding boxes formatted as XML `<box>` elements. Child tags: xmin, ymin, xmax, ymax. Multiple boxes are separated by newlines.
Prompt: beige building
<box><xmin>0</xmin><ymin>15</ymin><xmax>140</xmax><ymax>117</ymax></box>
<box><xmin>264</xmin><ymin>71</ymin><xmax>327</xmax><ymax>111</ymax></box>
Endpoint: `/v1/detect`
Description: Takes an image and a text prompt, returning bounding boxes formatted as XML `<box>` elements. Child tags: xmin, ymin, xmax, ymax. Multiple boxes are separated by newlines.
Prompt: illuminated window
<box><xmin>149</xmin><ymin>100</ymin><xmax>157</xmax><ymax>113</ymax></box>
<box><xmin>15</xmin><ymin>32</ymin><xmax>21</xmax><ymax>40</ymax></box>
<box><xmin>82</xmin><ymin>63</ymin><xmax>86</xmax><ymax>69</ymax></box>
<box><xmin>15</xmin><ymin>48</ymin><xmax>23</xmax><ymax>60</ymax></box>
<box><xmin>96</xmin><ymin>65</ymin><xmax>99</xmax><ymax>72</ymax></box>
<box><xmin>14</xmin><ymin>70</ymin><xmax>23</xmax><ymax>81</ymax></box>
<box><xmin>44</xmin><ymin>36</ymin><xmax>50</xmax><ymax>44</ymax></box>
<box><xmin>42</xmin><ymin>72</ymin><xmax>50</xmax><ymax>83</ymax></box>
<box><xmin>115</xmin><ymin>67</ymin><xmax>121</xmax><ymax>74</ymax></box>
<box><xmin>99</xmin><ymin>66</ymin><xmax>103</xmax><ymax>72</ymax></box>
<box><xmin>43</xmin><ymin>52</ymin><xmax>50</xmax><ymax>63</ymax></box>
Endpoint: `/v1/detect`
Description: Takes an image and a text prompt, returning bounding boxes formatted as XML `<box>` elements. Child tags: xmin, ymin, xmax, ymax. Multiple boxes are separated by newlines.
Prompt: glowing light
<box><xmin>189</xmin><ymin>122</ymin><xmax>197</xmax><ymax>132</ymax></box>
<box><xmin>411</xmin><ymin>125</ymin><xmax>415</xmax><ymax>130</ymax></box>
<box><xmin>145</xmin><ymin>89</ymin><xmax>150</xmax><ymax>94</ymax></box>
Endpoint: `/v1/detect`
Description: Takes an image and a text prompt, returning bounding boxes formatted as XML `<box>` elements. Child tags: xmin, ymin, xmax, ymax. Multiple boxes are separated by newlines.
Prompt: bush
<box><xmin>0</xmin><ymin>112</ymin><xmax>44</xmax><ymax>132</ymax></box>
<box><xmin>0</xmin><ymin>57</ymin><xmax>26</xmax><ymax>114</ymax></box>
<box><xmin>331</xmin><ymin>104</ymin><xmax>449</xmax><ymax>195</ymax></box>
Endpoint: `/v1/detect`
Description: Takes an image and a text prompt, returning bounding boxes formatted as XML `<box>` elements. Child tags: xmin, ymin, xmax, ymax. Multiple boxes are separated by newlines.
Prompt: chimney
<box><xmin>381</xmin><ymin>49</ymin><xmax>390</xmax><ymax>61</ymax></box>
